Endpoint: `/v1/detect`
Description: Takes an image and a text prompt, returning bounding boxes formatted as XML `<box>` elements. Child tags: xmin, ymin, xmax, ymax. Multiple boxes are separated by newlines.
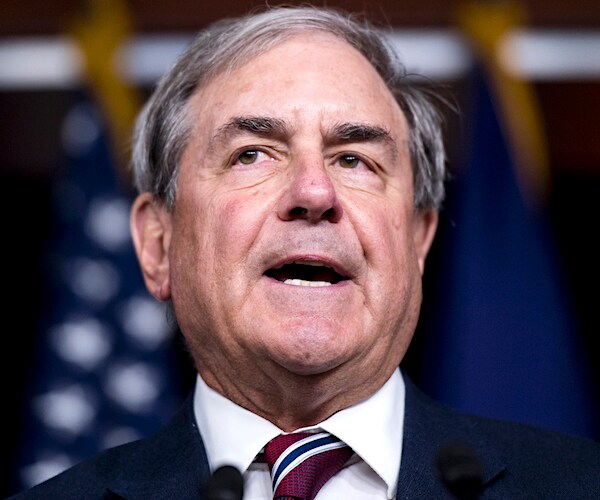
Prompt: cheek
<box><xmin>364</xmin><ymin>202</ymin><xmax>413</xmax><ymax>258</ymax></box>
<box><xmin>176</xmin><ymin>184</ymin><xmax>271</xmax><ymax>265</ymax></box>
<box><xmin>363</xmin><ymin>207</ymin><xmax>423</xmax><ymax>314</ymax></box>
<box><xmin>385</xmin><ymin>200</ymin><xmax>420</xmax><ymax>262</ymax></box>
<box><xmin>218</xmin><ymin>195</ymin><xmax>263</xmax><ymax>246</ymax></box>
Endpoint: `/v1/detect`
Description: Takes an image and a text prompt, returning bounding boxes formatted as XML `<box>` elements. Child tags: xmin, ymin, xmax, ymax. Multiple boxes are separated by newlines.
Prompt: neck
<box><xmin>199</xmin><ymin>362</ymin><xmax>394</xmax><ymax>431</ymax></box>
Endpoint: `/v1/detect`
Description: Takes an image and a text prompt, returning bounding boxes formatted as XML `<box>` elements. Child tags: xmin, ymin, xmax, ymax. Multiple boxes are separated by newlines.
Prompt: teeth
<box><xmin>293</xmin><ymin>260</ymin><xmax>326</xmax><ymax>267</ymax></box>
<box><xmin>284</xmin><ymin>279</ymin><xmax>332</xmax><ymax>287</ymax></box>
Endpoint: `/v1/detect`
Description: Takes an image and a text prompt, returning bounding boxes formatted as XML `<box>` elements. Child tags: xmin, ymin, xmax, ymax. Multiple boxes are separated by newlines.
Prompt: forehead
<box><xmin>186</xmin><ymin>32</ymin><xmax>408</xmax><ymax>144</ymax></box>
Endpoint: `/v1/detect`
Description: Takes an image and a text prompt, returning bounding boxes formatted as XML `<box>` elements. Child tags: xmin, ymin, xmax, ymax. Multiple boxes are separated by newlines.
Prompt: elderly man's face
<box><xmin>133</xmin><ymin>32</ymin><xmax>437</xmax><ymax>408</ymax></box>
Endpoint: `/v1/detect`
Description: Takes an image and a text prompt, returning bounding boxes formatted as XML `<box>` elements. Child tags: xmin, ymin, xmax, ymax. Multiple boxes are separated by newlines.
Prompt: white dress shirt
<box><xmin>193</xmin><ymin>367</ymin><xmax>405</xmax><ymax>499</ymax></box>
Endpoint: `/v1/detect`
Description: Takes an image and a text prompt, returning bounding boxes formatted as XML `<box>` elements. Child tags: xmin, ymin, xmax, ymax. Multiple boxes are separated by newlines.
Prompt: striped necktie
<box><xmin>264</xmin><ymin>431</ymin><xmax>353</xmax><ymax>500</ymax></box>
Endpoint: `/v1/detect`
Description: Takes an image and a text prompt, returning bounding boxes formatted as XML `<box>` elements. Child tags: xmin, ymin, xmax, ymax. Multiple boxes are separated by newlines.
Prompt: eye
<box><xmin>232</xmin><ymin>148</ymin><xmax>274</xmax><ymax>167</ymax></box>
<box><xmin>236</xmin><ymin>149</ymin><xmax>260</xmax><ymax>165</ymax></box>
<box><xmin>337</xmin><ymin>154</ymin><xmax>364</xmax><ymax>169</ymax></box>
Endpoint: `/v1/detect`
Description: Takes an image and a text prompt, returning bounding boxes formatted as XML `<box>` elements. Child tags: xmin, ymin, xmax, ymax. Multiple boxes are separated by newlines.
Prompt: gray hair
<box><xmin>131</xmin><ymin>5</ymin><xmax>449</xmax><ymax>211</ymax></box>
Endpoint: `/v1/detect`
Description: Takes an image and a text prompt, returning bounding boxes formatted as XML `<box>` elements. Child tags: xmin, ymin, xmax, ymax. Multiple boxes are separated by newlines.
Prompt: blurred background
<box><xmin>2</xmin><ymin>0</ymin><xmax>599</xmax><ymax>497</ymax></box>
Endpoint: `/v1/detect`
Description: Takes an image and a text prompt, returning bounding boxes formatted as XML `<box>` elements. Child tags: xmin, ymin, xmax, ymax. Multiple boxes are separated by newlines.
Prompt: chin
<box><xmin>255</xmin><ymin>316</ymin><xmax>359</xmax><ymax>372</ymax></box>
<box><xmin>271</xmin><ymin>340</ymin><xmax>351</xmax><ymax>377</ymax></box>
<box><xmin>277</xmin><ymin>356</ymin><xmax>344</xmax><ymax>377</ymax></box>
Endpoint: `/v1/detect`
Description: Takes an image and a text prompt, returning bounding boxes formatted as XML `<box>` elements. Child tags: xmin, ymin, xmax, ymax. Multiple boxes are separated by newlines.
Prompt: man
<box><xmin>10</xmin><ymin>5</ymin><xmax>600</xmax><ymax>499</ymax></box>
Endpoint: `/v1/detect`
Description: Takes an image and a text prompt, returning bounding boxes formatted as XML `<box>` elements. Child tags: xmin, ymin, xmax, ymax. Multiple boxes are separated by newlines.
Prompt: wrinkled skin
<box><xmin>131</xmin><ymin>32</ymin><xmax>438</xmax><ymax>431</ymax></box>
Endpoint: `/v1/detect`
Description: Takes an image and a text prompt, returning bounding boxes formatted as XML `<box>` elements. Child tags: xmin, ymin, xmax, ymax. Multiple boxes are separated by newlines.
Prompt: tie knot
<box><xmin>264</xmin><ymin>431</ymin><xmax>353</xmax><ymax>500</ymax></box>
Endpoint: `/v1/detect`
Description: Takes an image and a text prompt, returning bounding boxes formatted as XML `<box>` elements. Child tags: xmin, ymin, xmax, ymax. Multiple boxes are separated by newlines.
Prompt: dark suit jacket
<box><xmin>8</xmin><ymin>373</ymin><xmax>600</xmax><ymax>499</ymax></box>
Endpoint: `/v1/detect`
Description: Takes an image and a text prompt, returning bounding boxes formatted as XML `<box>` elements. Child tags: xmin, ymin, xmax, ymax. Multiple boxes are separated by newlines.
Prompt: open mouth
<box><xmin>264</xmin><ymin>261</ymin><xmax>348</xmax><ymax>287</ymax></box>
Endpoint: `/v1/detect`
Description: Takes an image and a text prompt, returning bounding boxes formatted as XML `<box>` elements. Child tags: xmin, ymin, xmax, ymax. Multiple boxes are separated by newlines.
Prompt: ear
<box><xmin>130</xmin><ymin>192</ymin><xmax>173</xmax><ymax>301</ymax></box>
<box><xmin>413</xmin><ymin>209</ymin><xmax>439</xmax><ymax>275</ymax></box>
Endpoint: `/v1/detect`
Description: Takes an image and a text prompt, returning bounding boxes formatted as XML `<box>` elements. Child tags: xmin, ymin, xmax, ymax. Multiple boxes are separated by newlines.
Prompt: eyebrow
<box><xmin>207</xmin><ymin>116</ymin><xmax>399</xmax><ymax>160</ymax></box>
<box><xmin>325</xmin><ymin>122</ymin><xmax>397</xmax><ymax>157</ymax></box>
<box><xmin>327</xmin><ymin>122</ymin><xmax>393</xmax><ymax>143</ymax></box>
<box><xmin>207</xmin><ymin>116</ymin><xmax>289</xmax><ymax>154</ymax></box>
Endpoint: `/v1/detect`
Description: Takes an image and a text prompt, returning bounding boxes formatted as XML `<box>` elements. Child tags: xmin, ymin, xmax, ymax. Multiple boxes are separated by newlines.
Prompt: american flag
<box><xmin>12</xmin><ymin>94</ymin><xmax>185</xmax><ymax>492</ymax></box>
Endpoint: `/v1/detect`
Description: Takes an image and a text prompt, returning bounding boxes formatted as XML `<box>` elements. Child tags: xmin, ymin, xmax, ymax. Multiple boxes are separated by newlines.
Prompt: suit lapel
<box><xmin>396</xmin><ymin>373</ymin><xmax>506</xmax><ymax>499</ymax></box>
<box><xmin>104</xmin><ymin>394</ymin><xmax>212</xmax><ymax>499</ymax></box>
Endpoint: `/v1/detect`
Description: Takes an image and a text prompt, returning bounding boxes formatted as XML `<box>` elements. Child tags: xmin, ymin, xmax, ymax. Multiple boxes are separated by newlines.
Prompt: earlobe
<box><xmin>130</xmin><ymin>193</ymin><xmax>173</xmax><ymax>301</ymax></box>
<box><xmin>414</xmin><ymin>209</ymin><xmax>439</xmax><ymax>274</ymax></box>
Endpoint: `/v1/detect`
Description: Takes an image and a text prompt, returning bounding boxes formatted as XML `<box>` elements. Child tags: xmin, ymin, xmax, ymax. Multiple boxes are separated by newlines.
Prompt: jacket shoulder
<box><xmin>8</xmin><ymin>394</ymin><xmax>211</xmax><ymax>500</ymax></box>
<box><xmin>399</xmin><ymin>372</ymin><xmax>600</xmax><ymax>498</ymax></box>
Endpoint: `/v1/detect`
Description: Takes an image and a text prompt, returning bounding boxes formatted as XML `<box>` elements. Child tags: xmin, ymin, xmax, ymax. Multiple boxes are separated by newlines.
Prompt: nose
<box><xmin>277</xmin><ymin>157</ymin><xmax>343</xmax><ymax>223</ymax></box>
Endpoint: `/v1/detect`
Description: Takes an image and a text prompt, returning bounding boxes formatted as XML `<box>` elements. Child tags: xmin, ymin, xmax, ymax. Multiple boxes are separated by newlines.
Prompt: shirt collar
<box><xmin>193</xmin><ymin>368</ymin><xmax>404</xmax><ymax>498</ymax></box>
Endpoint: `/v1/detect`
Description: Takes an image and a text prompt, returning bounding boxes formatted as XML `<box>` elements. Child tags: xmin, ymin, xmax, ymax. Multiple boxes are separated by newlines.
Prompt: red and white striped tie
<box><xmin>264</xmin><ymin>431</ymin><xmax>353</xmax><ymax>500</ymax></box>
